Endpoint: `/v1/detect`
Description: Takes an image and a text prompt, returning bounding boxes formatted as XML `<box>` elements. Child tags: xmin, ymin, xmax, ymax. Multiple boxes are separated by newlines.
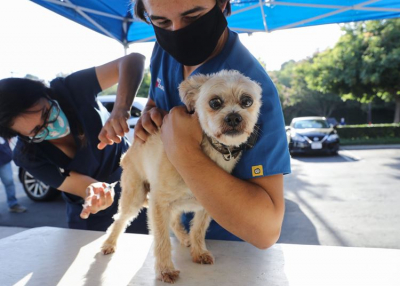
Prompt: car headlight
<box><xmin>291</xmin><ymin>133</ymin><xmax>306</xmax><ymax>142</ymax></box>
<box><xmin>327</xmin><ymin>134</ymin><xmax>339</xmax><ymax>141</ymax></box>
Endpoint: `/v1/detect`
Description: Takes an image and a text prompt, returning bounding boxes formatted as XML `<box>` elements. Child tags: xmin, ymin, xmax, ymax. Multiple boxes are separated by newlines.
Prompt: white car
<box><xmin>98</xmin><ymin>95</ymin><xmax>148</xmax><ymax>143</ymax></box>
<box><xmin>19</xmin><ymin>95</ymin><xmax>147</xmax><ymax>201</ymax></box>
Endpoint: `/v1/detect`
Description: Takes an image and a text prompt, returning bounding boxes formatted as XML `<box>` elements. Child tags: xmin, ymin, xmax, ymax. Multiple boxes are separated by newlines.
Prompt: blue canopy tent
<box><xmin>31</xmin><ymin>0</ymin><xmax>400</xmax><ymax>49</ymax></box>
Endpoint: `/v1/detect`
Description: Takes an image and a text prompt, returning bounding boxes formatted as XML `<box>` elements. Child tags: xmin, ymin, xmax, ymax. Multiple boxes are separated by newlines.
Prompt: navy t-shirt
<box><xmin>13</xmin><ymin>68</ymin><xmax>129</xmax><ymax>189</ymax></box>
<box><xmin>11</xmin><ymin>68</ymin><xmax>152</xmax><ymax>232</ymax></box>
<box><xmin>149</xmin><ymin>29</ymin><xmax>291</xmax><ymax>240</ymax></box>
<box><xmin>150</xmin><ymin>29</ymin><xmax>291</xmax><ymax>179</ymax></box>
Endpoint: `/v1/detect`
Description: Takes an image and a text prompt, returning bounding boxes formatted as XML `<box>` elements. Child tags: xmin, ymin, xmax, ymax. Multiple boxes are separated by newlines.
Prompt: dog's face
<box><xmin>179</xmin><ymin>70</ymin><xmax>262</xmax><ymax>146</ymax></box>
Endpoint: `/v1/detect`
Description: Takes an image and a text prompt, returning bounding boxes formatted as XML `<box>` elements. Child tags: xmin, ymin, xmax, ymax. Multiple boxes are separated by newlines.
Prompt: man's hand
<box><xmin>160</xmin><ymin>106</ymin><xmax>203</xmax><ymax>165</ymax></box>
<box><xmin>98</xmin><ymin>107</ymin><xmax>130</xmax><ymax>150</ymax></box>
<box><xmin>134</xmin><ymin>107</ymin><xmax>168</xmax><ymax>143</ymax></box>
<box><xmin>80</xmin><ymin>182</ymin><xmax>115</xmax><ymax>219</ymax></box>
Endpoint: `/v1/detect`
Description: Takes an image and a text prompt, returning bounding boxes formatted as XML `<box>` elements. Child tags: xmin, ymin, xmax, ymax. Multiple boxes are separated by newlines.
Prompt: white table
<box><xmin>0</xmin><ymin>227</ymin><xmax>399</xmax><ymax>286</ymax></box>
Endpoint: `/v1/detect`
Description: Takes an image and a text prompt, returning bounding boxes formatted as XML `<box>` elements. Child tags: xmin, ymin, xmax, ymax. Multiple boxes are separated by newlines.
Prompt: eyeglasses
<box><xmin>28</xmin><ymin>100</ymin><xmax>60</xmax><ymax>143</ymax></box>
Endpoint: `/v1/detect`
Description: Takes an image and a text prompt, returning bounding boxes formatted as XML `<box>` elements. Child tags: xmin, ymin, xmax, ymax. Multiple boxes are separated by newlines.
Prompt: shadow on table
<box><xmin>278</xmin><ymin>199</ymin><xmax>320</xmax><ymax>245</ymax></box>
<box><xmin>128</xmin><ymin>238</ymin><xmax>290</xmax><ymax>286</ymax></box>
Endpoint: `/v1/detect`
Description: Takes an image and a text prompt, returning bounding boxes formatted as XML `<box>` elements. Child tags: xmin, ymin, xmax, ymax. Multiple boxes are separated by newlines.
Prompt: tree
<box><xmin>270</xmin><ymin>59</ymin><xmax>342</xmax><ymax>121</ymax></box>
<box><xmin>291</xmin><ymin>60</ymin><xmax>342</xmax><ymax>118</ymax></box>
<box><xmin>99</xmin><ymin>69</ymin><xmax>151</xmax><ymax>98</ymax></box>
<box><xmin>306</xmin><ymin>20</ymin><xmax>400</xmax><ymax>123</ymax></box>
<box><xmin>136</xmin><ymin>70</ymin><xmax>151</xmax><ymax>98</ymax></box>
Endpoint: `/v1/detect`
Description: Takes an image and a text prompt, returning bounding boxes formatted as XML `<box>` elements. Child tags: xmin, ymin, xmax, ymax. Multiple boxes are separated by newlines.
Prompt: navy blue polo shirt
<box><xmin>150</xmin><ymin>29</ymin><xmax>291</xmax><ymax>179</ymax></box>
<box><xmin>149</xmin><ymin>29</ymin><xmax>291</xmax><ymax>241</ymax></box>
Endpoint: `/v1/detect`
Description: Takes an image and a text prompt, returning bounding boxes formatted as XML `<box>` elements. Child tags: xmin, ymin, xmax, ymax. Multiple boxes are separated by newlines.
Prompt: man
<box><xmin>99</xmin><ymin>0</ymin><xmax>290</xmax><ymax>249</ymax></box>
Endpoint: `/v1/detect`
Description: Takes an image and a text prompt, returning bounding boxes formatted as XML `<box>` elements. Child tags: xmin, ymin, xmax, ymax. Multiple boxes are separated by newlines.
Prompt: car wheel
<box><xmin>20</xmin><ymin>169</ymin><xmax>60</xmax><ymax>201</ymax></box>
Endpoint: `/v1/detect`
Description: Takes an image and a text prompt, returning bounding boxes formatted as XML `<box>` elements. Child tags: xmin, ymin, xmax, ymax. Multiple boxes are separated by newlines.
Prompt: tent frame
<box><xmin>38</xmin><ymin>0</ymin><xmax>400</xmax><ymax>46</ymax></box>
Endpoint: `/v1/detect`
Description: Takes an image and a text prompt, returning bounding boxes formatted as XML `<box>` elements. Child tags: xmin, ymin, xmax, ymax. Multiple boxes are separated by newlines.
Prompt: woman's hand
<box><xmin>98</xmin><ymin>107</ymin><xmax>131</xmax><ymax>150</ymax></box>
<box><xmin>134</xmin><ymin>107</ymin><xmax>168</xmax><ymax>143</ymax></box>
<box><xmin>80</xmin><ymin>182</ymin><xmax>115</xmax><ymax>219</ymax></box>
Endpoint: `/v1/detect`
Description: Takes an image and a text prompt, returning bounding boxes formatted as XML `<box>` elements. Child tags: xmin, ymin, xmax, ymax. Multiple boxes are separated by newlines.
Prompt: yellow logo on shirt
<box><xmin>252</xmin><ymin>165</ymin><xmax>264</xmax><ymax>177</ymax></box>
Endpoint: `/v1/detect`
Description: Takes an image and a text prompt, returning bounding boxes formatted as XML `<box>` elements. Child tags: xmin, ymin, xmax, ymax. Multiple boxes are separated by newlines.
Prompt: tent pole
<box><xmin>259</xmin><ymin>0</ymin><xmax>268</xmax><ymax>32</ymax></box>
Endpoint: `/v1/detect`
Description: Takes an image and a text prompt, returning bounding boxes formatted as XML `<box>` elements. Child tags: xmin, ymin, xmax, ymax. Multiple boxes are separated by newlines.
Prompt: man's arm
<box><xmin>174</xmin><ymin>151</ymin><xmax>284</xmax><ymax>249</ymax></box>
<box><xmin>161</xmin><ymin>106</ymin><xmax>285</xmax><ymax>249</ymax></box>
<box><xmin>96</xmin><ymin>53</ymin><xmax>146</xmax><ymax>149</ymax></box>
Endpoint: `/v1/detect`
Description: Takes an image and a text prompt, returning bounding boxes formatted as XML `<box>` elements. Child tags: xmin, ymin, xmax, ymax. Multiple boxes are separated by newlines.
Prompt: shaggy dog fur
<box><xmin>101</xmin><ymin>70</ymin><xmax>262</xmax><ymax>283</ymax></box>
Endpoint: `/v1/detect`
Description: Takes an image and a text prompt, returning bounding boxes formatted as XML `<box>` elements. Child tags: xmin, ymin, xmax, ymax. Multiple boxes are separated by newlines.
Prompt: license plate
<box><xmin>311</xmin><ymin>142</ymin><xmax>322</xmax><ymax>149</ymax></box>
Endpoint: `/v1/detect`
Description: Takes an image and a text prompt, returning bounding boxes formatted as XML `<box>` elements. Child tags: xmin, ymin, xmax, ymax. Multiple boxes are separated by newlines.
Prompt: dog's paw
<box><xmin>101</xmin><ymin>243</ymin><xmax>116</xmax><ymax>255</ymax></box>
<box><xmin>157</xmin><ymin>269</ymin><xmax>180</xmax><ymax>283</ymax></box>
<box><xmin>192</xmin><ymin>251</ymin><xmax>215</xmax><ymax>265</ymax></box>
<box><xmin>180</xmin><ymin>236</ymin><xmax>191</xmax><ymax>247</ymax></box>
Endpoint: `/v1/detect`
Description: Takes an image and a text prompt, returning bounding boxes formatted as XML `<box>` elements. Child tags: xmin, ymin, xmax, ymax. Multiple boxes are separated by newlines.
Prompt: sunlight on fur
<box><xmin>101</xmin><ymin>70</ymin><xmax>262</xmax><ymax>283</ymax></box>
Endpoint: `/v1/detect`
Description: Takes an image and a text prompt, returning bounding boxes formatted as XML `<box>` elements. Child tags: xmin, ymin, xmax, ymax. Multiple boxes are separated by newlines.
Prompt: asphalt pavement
<box><xmin>1</xmin><ymin>145</ymin><xmax>399</xmax><ymax>249</ymax></box>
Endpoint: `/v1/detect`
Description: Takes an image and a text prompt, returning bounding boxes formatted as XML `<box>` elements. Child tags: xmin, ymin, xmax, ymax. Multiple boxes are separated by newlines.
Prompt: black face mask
<box><xmin>152</xmin><ymin>4</ymin><xmax>227</xmax><ymax>66</ymax></box>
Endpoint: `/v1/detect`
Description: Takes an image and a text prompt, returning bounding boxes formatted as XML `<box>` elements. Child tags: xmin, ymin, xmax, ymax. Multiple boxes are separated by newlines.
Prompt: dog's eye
<box><xmin>209</xmin><ymin>98</ymin><xmax>223</xmax><ymax>110</ymax></box>
<box><xmin>240</xmin><ymin>96</ymin><xmax>253</xmax><ymax>108</ymax></box>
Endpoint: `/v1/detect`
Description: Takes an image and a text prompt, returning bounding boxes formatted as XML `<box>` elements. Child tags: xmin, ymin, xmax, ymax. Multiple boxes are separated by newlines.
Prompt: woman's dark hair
<box><xmin>0</xmin><ymin>78</ymin><xmax>47</xmax><ymax>140</ymax></box>
<box><xmin>0</xmin><ymin>77</ymin><xmax>85</xmax><ymax>145</ymax></box>
<box><xmin>134</xmin><ymin>0</ymin><xmax>231</xmax><ymax>24</ymax></box>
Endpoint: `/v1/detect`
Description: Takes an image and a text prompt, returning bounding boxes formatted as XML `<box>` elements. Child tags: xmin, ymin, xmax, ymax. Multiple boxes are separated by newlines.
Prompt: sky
<box><xmin>0</xmin><ymin>0</ymin><xmax>344</xmax><ymax>82</ymax></box>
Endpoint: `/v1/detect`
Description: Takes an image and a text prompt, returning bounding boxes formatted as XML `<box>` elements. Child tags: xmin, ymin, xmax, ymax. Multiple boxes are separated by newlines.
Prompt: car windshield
<box><xmin>293</xmin><ymin>119</ymin><xmax>330</xmax><ymax>129</ymax></box>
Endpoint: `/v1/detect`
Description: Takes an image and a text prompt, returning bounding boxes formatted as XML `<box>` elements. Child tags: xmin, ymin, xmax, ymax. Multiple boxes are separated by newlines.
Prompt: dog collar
<box><xmin>206</xmin><ymin>125</ymin><xmax>260</xmax><ymax>161</ymax></box>
<box><xmin>206</xmin><ymin>136</ymin><xmax>243</xmax><ymax>161</ymax></box>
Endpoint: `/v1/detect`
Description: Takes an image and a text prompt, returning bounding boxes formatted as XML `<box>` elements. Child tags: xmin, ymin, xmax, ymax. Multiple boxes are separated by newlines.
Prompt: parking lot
<box><xmin>1</xmin><ymin>146</ymin><xmax>399</xmax><ymax>249</ymax></box>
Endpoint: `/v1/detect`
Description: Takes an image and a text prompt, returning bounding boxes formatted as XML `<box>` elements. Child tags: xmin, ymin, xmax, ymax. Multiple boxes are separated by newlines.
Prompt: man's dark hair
<box><xmin>134</xmin><ymin>0</ymin><xmax>231</xmax><ymax>24</ymax></box>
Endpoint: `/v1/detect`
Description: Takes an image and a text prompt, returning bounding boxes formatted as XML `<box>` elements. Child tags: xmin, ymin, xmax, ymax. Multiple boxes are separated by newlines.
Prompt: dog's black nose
<box><xmin>225</xmin><ymin>113</ymin><xmax>242</xmax><ymax>127</ymax></box>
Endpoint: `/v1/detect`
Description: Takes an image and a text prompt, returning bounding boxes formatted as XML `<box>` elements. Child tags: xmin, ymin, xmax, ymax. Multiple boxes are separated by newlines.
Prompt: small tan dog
<box><xmin>101</xmin><ymin>70</ymin><xmax>262</xmax><ymax>283</ymax></box>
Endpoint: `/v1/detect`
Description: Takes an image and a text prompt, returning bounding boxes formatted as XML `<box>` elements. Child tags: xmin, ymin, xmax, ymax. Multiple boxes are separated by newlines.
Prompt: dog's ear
<box><xmin>178</xmin><ymin>74</ymin><xmax>210</xmax><ymax>111</ymax></box>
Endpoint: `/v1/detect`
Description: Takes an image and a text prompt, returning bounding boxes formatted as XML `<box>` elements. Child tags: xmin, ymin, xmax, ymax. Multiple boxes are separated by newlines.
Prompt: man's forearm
<box><xmin>172</xmin><ymin>148</ymin><xmax>283</xmax><ymax>249</ymax></box>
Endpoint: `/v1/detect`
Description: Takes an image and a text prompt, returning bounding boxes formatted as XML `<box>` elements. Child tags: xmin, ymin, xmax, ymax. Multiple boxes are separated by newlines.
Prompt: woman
<box><xmin>99</xmin><ymin>0</ymin><xmax>291</xmax><ymax>248</ymax></box>
<box><xmin>0</xmin><ymin>53</ymin><xmax>148</xmax><ymax>233</ymax></box>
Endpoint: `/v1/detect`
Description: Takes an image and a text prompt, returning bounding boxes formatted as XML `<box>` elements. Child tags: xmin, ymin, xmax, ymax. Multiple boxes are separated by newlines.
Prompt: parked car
<box><xmin>286</xmin><ymin>116</ymin><xmax>340</xmax><ymax>155</ymax></box>
<box><xmin>98</xmin><ymin>95</ymin><xmax>148</xmax><ymax>142</ymax></box>
<box><xmin>18</xmin><ymin>95</ymin><xmax>147</xmax><ymax>201</ymax></box>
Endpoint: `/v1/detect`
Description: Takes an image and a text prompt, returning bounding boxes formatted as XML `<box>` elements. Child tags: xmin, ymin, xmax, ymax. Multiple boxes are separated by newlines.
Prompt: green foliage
<box><xmin>340</xmin><ymin>137</ymin><xmax>400</xmax><ymax>145</ymax></box>
<box><xmin>304</xmin><ymin>19</ymin><xmax>400</xmax><ymax>122</ymax></box>
<box><xmin>270</xmin><ymin>59</ymin><xmax>343</xmax><ymax>121</ymax></box>
<box><xmin>99</xmin><ymin>70</ymin><xmax>151</xmax><ymax>98</ymax></box>
<box><xmin>337</xmin><ymin>124</ymin><xmax>400</xmax><ymax>140</ymax></box>
<box><xmin>136</xmin><ymin>70</ymin><xmax>151</xmax><ymax>98</ymax></box>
